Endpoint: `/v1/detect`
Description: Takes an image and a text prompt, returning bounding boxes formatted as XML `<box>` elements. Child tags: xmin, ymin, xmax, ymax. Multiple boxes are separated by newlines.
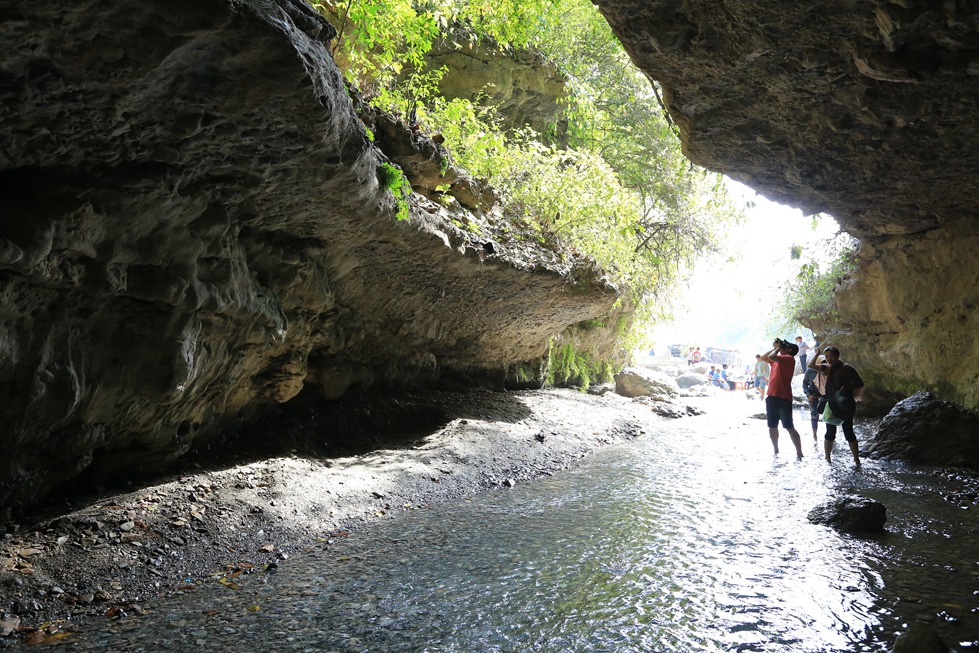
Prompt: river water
<box><xmin>60</xmin><ymin>392</ymin><xmax>979</xmax><ymax>653</ymax></box>
<box><xmin>298</xmin><ymin>393</ymin><xmax>979</xmax><ymax>653</ymax></box>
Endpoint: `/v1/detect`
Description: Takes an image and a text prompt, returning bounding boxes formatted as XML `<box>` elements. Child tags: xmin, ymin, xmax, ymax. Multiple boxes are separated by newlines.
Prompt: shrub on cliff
<box><xmin>317</xmin><ymin>0</ymin><xmax>743</xmax><ymax>335</ymax></box>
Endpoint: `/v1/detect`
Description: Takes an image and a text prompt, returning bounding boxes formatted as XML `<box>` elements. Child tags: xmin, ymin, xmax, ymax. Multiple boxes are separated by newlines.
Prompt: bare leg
<box><xmin>848</xmin><ymin>440</ymin><xmax>861</xmax><ymax>468</ymax></box>
<box><xmin>769</xmin><ymin>427</ymin><xmax>779</xmax><ymax>454</ymax></box>
<box><xmin>824</xmin><ymin>439</ymin><xmax>833</xmax><ymax>462</ymax></box>
<box><xmin>787</xmin><ymin>427</ymin><xmax>804</xmax><ymax>458</ymax></box>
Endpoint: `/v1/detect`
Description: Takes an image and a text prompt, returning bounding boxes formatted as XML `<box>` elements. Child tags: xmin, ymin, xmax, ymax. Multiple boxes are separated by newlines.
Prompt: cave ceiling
<box><xmin>593</xmin><ymin>0</ymin><xmax>979</xmax><ymax>240</ymax></box>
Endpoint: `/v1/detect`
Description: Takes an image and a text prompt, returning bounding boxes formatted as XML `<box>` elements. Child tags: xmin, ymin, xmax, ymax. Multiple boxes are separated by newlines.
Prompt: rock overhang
<box><xmin>0</xmin><ymin>0</ymin><xmax>618</xmax><ymax>520</ymax></box>
<box><xmin>593</xmin><ymin>0</ymin><xmax>979</xmax><ymax>240</ymax></box>
<box><xmin>592</xmin><ymin>0</ymin><xmax>979</xmax><ymax>412</ymax></box>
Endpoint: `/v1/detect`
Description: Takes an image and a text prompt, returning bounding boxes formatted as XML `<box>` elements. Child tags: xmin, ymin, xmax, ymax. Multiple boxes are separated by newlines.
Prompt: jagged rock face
<box><xmin>594</xmin><ymin>0</ymin><xmax>979</xmax><ymax>409</ymax></box>
<box><xmin>0</xmin><ymin>0</ymin><xmax>616</xmax><ymax>519</ymax></box>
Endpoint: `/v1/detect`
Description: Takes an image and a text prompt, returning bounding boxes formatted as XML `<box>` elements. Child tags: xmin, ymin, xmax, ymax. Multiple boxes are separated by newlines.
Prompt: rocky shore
<box><xmin>0</xmin><ymin>388</ymin><xmax>667</xmax><ymax>644</ymax></box>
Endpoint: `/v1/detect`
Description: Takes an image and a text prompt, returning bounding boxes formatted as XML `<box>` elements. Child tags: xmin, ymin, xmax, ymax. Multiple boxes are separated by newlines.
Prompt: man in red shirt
<box><xmin>760</xmin><ymin>338</ymin><xmax>804</xmax><ymax>458</ymax></box>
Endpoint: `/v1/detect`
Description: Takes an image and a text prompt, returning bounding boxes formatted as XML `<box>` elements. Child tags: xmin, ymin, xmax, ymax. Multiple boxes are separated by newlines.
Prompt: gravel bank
<box><xmin>0</xmin><ymin>387</ymin><xmax>677</xmax><ymax>644</ymax></box>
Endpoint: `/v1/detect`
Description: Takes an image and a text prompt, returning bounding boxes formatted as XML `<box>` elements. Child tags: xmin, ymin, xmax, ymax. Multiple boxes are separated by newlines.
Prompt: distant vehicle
<box><xmin>668</xmin><ymin>344</ymin><xmax>683</xmax><ymax>358</ymax></box>
<box><xmin>707</xmin><ymin>348</ymin><xmax>742</xmax><ymax>367</ymax></box>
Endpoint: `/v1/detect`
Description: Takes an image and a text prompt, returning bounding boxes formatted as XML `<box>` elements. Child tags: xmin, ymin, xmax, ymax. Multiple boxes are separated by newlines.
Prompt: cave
<box><xmin>2</xmin><ymin>0</ymin><xmax>978</xmax><ymax>523</ymax></box>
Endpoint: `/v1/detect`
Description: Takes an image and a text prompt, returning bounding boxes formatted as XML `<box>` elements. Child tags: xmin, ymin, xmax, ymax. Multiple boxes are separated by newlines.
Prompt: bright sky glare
<box><xmin>648</xmin><ymin>178</ymin><xmax>841</xmax><ymax>358</ymax></box>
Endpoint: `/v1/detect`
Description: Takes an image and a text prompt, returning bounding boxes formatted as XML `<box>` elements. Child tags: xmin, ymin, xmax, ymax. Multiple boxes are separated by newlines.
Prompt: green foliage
<box><xmin>783</xmin><ymin>234</ymin><xmax>859</xmax><ymax>325</ymax></box>
<box><xmin>545</xmin><ymin>342</ymin><xmax>613</xmax><ymax>390</ymax></box>
<box><xmin>508</xmin><ymin>362</ymin><xmax>540</xmax><ymax>385</ymax></box>
<box><xmin>323</xmin><ymin>0</ymin><xmax>743</xmax><ymax>342</ymax></box>
<box><xmin>378</xmin><ymin>163</ymin><xmax>413</xmax><ymax>220</ymax></box>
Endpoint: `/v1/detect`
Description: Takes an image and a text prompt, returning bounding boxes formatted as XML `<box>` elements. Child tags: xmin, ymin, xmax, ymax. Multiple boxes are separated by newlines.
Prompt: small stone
<box><xmin>119</xmin><ymin>521</ymin><xmax>135</xmax><ymax>532</ymax></box>
<box><xmin>0</xmin><ymin>615</ymin><xmax>21</xmax><ymax>637</ymax></box>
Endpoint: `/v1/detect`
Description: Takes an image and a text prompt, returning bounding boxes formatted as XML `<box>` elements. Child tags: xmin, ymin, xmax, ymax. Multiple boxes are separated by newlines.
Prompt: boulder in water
<box><xmin>808</xmin><ymin>495</ymin><xmax>886</xmax><ymax>534</ymax></box>
<box><xmin>892</xmin><ymin>622</ymin><xmax>949</xmax><ymax>653</ymax></box>
<box><xmin>868</xmin><ymin>392</ymin><xmax>979</xmax><ymax>469</ymax></box>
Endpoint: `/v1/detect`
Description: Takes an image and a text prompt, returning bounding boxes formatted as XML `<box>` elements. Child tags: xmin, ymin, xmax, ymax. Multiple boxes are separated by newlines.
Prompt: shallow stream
<box><xmin>62</xmin><ymin>393</ymin><xmax>979</xmax><ymax>652</ymax></box>
<box><xmin>303</xmin><ymin>393</ymin><xmax>979</xmax><ymax>652</ymax></box>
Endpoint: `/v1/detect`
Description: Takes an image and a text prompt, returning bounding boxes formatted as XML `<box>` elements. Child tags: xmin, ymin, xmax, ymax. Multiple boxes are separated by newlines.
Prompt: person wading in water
<box><xmin>759</xmin><ymin>338</ymin><xmax>804</xmax><ymax>458</ymax></box>
<box><xmin>809</xmin><ymin>346</ymin><xmax>865</xmax><ymax>467</ymax></box>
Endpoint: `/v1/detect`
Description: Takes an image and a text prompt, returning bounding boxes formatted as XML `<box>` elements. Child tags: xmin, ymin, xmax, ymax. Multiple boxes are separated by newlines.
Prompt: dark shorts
<box><xmin>766</xmin><ymin>396</ymin><xmax>794</xmax><ymax>429</ymax></box>
<box><xmin>824</xmin><ymin>420</ymin><xmax>857</xmax><ymax>442</ymax></box>
<box><xmin>816</xmin><ymin>398</ymin><xmax>857</xmax><ymax>442</ymax></box>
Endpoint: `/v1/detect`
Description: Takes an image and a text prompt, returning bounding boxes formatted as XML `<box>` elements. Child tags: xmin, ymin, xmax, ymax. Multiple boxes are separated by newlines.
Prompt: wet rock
<box><xmin>891</xmin><ymin>622</ymin><xmax>948</xmax><ymax>653</ymax></box>
<box><xmin>614</xmin><ymin>367</ymin><xmax>680</xmax><ymax>399</ymax></box>
<box><xmin>0</xmin><ymin>615</ymin><xmax>20</xmax><ymax>637</ymax></box>
<box><xmin>808</xmin><ymin>495</ymin><xmax>886</xmax><ymax>534</ymax></box>
<box><xmin>632</xmin><ymin>396</ymin><xmax>690</xmax><ymax>419</ymax></box>
<box><xmin>867</xmin><ymin>392</ymin><xmax>979</xmax><ymax>469</ymax></box>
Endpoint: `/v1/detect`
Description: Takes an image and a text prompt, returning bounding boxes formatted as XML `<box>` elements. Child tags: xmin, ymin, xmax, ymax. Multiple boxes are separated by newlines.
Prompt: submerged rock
<box><xmin>868</xmin><ymin>393</ymin><xmax>979</xmax><ymax>469</ymax></box>
<box><xmin>808</xmin><ymin>495</ymin><xmax>886</xmax><ymax>534</ymax></box>
<box><xmin>892</xmin><ymin>622</ymin><xmax>948</xmax><ymax>653</ymax></box>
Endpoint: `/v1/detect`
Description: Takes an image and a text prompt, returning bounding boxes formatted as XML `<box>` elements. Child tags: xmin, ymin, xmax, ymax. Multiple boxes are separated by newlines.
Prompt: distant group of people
<box><xmin>708</xmin><ymin>364</ymin><xmax>735</xmax><ymax>391</ymax></box>
<box><xmin>757</xmin><ymin>336</ymin><xmax>864</xmax><ymax>467</ymax></box>
<box><xmin>687</xmin><ymin>347</ymin><xmax>702</xmax><ymax>366</ymax></box>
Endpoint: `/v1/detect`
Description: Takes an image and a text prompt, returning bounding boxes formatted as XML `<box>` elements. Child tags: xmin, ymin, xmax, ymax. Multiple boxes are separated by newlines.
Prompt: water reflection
<box><xmin>65</xmin><ymin>393</ymin><xmax>979</xmax><ymax>653</ymax></box>
<box><xmin>302</xmin><ymin>394</ymin><xmax>979</xmax><ymax>653</ymax></box>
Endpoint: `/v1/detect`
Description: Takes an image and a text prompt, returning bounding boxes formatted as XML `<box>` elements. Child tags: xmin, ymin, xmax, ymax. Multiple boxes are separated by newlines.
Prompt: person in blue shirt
<box><xmin>721</xmin><ymin>364</ymin><xmax>735</xmax><ymax>390</ymax></box>
<box><xmin>801</xmin><ymin>355</ymin><xmax>824</xmax><ymax>441</ymax></box>
<box><xmin>708</xmin><ymin>366</ymin><xmax>724</xmax><ymax>389</ymax></box>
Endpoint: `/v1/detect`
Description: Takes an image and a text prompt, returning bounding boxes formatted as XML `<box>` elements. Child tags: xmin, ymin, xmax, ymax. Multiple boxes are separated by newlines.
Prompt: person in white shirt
<box><xmin>795</xmin><ymin>336</ymin><xmax>810</xmax><ymax>369</ymax></box>
<box><xmin>753</xmin><ymin>354</ymin><xmax>770</xmax><ymax>400</ymax></box>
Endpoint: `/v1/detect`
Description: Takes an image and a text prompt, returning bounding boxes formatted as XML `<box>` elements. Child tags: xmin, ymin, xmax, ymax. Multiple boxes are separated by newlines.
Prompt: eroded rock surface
<box><xmin>429</xmin><ymin>40</ymin><xmax>567</xmax><ymax>135</ymax></box>
<box><xmin>0</xmin><ymin>0</ymin><xmax>617</xmax><ymax>520</ymax></box>
<box><xmin>868</xmin><ymin>392</ymin><xmax>979</xmax><ymax>469</ymax></box>
<box><xmin>614</xmin><ymin>367</ymin><xmax>680</xmax><ymax>399</ymax></box>
<box><xmin>594</xmin><ymin>0</ymin><xmax>979</xmax><ymax>411</ymax></box>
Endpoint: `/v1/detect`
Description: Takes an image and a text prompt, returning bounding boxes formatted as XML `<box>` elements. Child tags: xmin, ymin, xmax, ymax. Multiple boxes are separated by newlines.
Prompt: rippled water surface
<box><xmin>64</xmin><ymin>394</ymin><xmax>979</xmax><ymax>653</ymax></box>
<box><xmin>306</xmin><ymin>394</ymin><xmax>979</xmax><ymax>653</ymax></box>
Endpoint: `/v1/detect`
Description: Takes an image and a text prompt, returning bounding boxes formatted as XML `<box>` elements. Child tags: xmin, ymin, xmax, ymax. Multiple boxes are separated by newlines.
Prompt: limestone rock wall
<box><xmin>809</xmin><ymin>219</ymin><xmax>979</xmax><ymax>412</ymax></box>
<box><xmin>428</xmin><ymin>41</ymin><xmax>567</xmax><ymax>135</ymax></box>
<box><xmin>0</xmin><ymin>0</ymin><xmax>617</xmax><ymax>519</ymax></box>
<box><xmin>594</xmin><ymin>0</ymin><xmax>979</xmax><ymax>410</ymax></box>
